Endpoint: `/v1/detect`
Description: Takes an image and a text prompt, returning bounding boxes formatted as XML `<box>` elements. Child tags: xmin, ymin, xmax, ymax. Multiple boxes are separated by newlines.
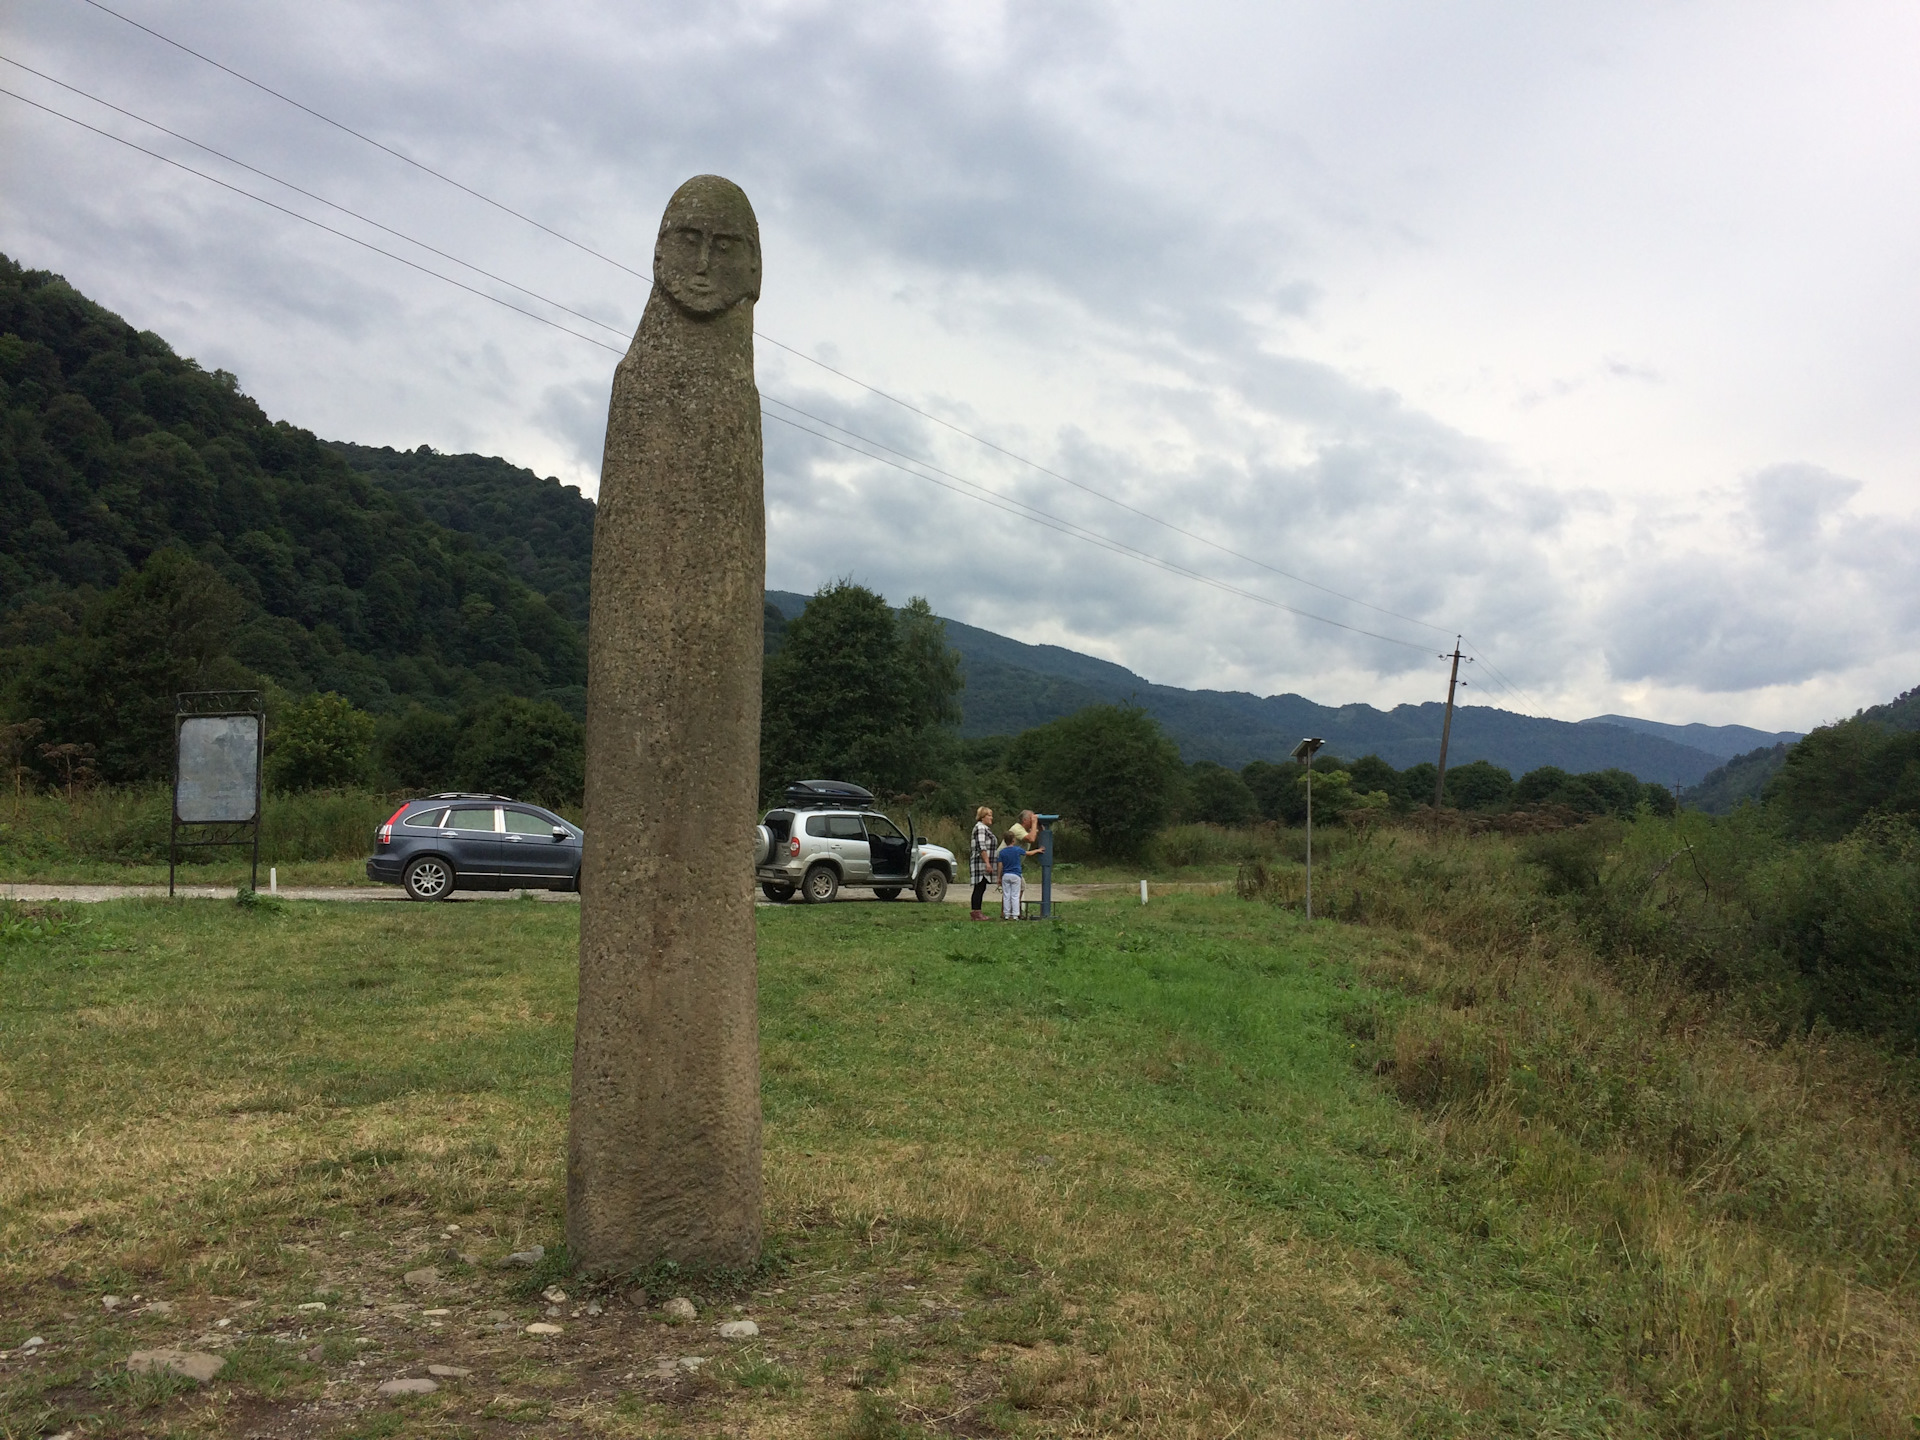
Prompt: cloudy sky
<box><xmin>5</xmin><ymin>0</ymin><xmax>1917</xmax><ymax>731</ymax></box>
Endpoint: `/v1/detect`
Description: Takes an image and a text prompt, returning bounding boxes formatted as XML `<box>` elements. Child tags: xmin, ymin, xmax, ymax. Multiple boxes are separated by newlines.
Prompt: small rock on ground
<box><xmin>376</xmin><ymin>1377</ymin><xmax>439</xmax><ymax>1396</ymax></box>
<box><xmin>402</xmin><ymin>1267</ymin><xmax>439</xmax><ymax>1289</ymax></box>
<box><xmin>304</xmin><ymin>1345</ymin><xmax>325</xmax><ymax>1362</ymax></box>
<box><xmin>525</xmin><ymin>1322</ymin><xmax>563</xmax><ymax>1335</ymax></box>
<box><xmin>717</xmin><ymin>1320</ymin><xmax>759</xmax><ymax>1338</ymax></box>
<box><xmin>662</xmin><ymin>1296</ymin><xmax>698</xmax><ymax>1321</ymax></box>
<box><xmin>427</xmin><ymin>1364</ymin><xmax>472</xmax><ymax>1377</ymax></box>
<box><xmin>101</xmin><ymin>1295</ymin><xmax>123</xmax><ymax>1310</ymax></box>
<box><xmin>503</xmin><ymin>1247</ymin><xmax>544</xmax><ymax>1267</ymax></box>
<box><xmin>646</xmin><ymin>1355</ymin><xmax>708</xmax><ymax>1379</ymax></box>
<box><xmin>541</xmin><ymin>1285</ymin><xmax>569</xmax><ymax>1303</ymax></box>
<box><xmin>128</xmin><ymin>1349</ymin><xmax>225</xmax><ymax>1383</ymax></box>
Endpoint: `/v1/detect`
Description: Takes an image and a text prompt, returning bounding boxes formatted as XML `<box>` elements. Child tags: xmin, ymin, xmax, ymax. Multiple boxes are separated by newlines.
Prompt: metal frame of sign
<box><xmin>170</xmin><ymin>691</ymin><xmax>266</xmax><ymax>898</ymax></box>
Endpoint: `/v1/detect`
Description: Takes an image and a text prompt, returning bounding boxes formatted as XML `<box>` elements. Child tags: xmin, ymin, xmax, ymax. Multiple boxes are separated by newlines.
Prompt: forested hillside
<box><xmin>327</xmin><ymin>441</ymin><xmax>595</xmax><ymax>626</ymax></box>
<box><xmin>0</xmin><ymin>256</ymin><xmax>584</xmax><ymax>781</ymax></box>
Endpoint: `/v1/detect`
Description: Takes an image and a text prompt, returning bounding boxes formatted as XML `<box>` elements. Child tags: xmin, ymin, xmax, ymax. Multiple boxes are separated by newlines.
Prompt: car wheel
<box><xmin>914</xmin><ymin>867</ymin><xmax>948</xmax><ymax>904</ymax></box>
<box><xmin>874</xmin><ymin>887</ymin><xmax>901</xmax><ymax>901</ymax></box>
<box><xmin>403</xmin><ymin>856</ymin><xmax>454</xmax><ymax>901</ymax></box>
<box><xmin>802</xmin><ymin>864</ymin><xmax>839</xmax><ymax>904</ymax></box>
<box><xmin>761</xmin><ymin>881</ymin><xmax>796</xmax><ymax>903</ymax></box>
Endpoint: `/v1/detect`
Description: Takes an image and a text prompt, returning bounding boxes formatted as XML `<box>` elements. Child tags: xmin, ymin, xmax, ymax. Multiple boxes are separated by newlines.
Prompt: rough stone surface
<box><xmin>717</xmin><ymin>1319</ymin><xmax>759</xmax><ymax>1339</ymax></box>
<box><xmin>525</xmin><ymin>1322</ymin><xmax>564</xmax><ymax>1336</ymax></box>
<box><xmin>376</xmin><ymin>1377</ymin><xmax>439</xmax><ymax>1396</ymax></box>
<box><xmin>427</xmin><ymin>1364</ymin><xmax>472</xmax><ymax>1378</ymax></box>
<box><xmin>662</xmin><ymin>1296</ymin><xmax>699</xmax><ymax>1322</ymax></box>
<box><xmin>569</xmin><ymin>174</ymin><xmax>765</xmax><ymax>1272</ymax></box>
<box><xmin>503</xmin><ymin>1248</ymin><xmax>544</xmax><ymax>1267</ymax></box>
<box><xmin>402</xmin><ymin>1267</ymin><xmax>439</xmax><ymax>1290</ymax></box>
<box><xmin>128</xmin><ymin>1349</ymin><xmax>225</xmax><ymax>1383</ymax></box>
<box><xmin>541</xmin><ymin>1286</ymin><xmax>569</xmax><ymax>1304</ymax></box>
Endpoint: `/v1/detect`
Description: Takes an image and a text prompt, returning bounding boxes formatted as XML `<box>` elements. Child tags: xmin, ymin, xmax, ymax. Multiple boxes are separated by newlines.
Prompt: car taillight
<box><xmin>787</xmin><ymin>836</ymin><xmax>801</xmax><ymax>857</ymax></box>
<box><xmin>378</xmin><ymin>805</ymin><xmax>406</xmax><ymax>845</ymax></box>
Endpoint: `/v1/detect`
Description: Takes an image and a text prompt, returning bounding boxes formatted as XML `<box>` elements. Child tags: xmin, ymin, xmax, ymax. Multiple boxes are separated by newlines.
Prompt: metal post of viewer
<box><xmin>1038</xmin><ymin>814</ymin><xmax>1059</xmax><ymax>918</ymax></box>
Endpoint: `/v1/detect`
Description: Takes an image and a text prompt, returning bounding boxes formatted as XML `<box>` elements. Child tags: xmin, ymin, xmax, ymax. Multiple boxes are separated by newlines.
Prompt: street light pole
<box><xmin>1291</xmin><ymin>736</ymin><xmax>1325</xmax><ymax>920</ymax></box>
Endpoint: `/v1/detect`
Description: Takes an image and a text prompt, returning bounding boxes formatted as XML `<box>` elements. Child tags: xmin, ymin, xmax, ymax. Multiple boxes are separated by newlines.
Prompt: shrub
<box><xmin>268</xmin><ymin>692</ymin><xmax>374</xmax><ymax>793</ymax></box>
<box><xmin>456</xmin><ymin>696</ymin><xmax>583</xmax><ymax>807</ymax></box>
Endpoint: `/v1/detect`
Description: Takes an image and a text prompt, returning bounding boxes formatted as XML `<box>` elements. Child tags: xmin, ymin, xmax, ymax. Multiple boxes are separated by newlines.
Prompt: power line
<box><xmin>757</xmin><ymin>333</ymin><xmax>1456</xmax><ymax>639</ymax></box>
<box><xmin>0</xmin><ymin>53</ymin><xmax>637</xmax><ymax>346</ymax></box>
<box><xmin>762</xmin><ymin>404</ymin><xmax>1433</xmax><ymax>652</ymax></box>
<box><xmin>70</xmin><ymin>0</ymin><xmax>1456</xmax><ymax>644</ymax></box>
<box><xmin>3</xmin><ymin>76</ymin><xmax>1439</xmax><ymax>655</ymax></box>
<box><xmin>75</xmin><ymin>0</ymin><xmax>657</xmax><ymax>287</ymax></box>
<box><xmin>0</xmin><ymin>85</ymin><xmax>627</xmax><ymax>356</ymax></box>
<box><xmin>33</xmin><ymin>15</ymin><xmax>1544</xmax><ymax>682</ymax></box>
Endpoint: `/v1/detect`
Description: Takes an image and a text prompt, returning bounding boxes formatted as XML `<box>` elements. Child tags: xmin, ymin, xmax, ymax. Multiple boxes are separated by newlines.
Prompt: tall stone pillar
<box><xmin>568</xmin><ymin>175</ymin><xmax>764</xmax><ymax>1269</ymax></box>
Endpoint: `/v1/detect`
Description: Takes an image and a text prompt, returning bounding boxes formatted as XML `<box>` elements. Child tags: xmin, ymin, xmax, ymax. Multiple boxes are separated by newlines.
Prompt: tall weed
<box><xmin>0</xmin><ymin>786</ymin><xmax>389</xmax><ymax>866</ymax></box>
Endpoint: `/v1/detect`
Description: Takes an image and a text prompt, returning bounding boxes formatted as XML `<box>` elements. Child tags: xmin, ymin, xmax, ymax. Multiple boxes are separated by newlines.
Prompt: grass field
<box><xmin>3</xmin><ymin>877</ymin><xmax>1917</xmax><ymax>1437</ymax></box>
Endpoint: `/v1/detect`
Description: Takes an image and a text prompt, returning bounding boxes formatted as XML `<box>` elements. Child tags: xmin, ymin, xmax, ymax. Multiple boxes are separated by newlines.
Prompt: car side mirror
<box><xmin>552</xmin><ymin>826</ymin><xmax>568</xmax><ymax>840</ymax></box>
<box><xmin>913</xmin><ymin>835</ymin><xmax>925</xmax><ymax>844</ymax></box>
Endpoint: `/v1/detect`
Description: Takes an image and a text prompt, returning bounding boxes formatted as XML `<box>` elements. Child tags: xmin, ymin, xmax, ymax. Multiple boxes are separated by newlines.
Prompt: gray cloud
<box><xmin>4</xmin><ymin>0</ymin><xmax>1917</xmax><ymax>729</ymax></box>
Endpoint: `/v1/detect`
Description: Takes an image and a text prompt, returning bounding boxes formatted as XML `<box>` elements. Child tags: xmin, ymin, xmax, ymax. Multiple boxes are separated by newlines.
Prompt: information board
<box><xmin>175</xmin><ymin>713</ymin><xmax>261</xmax><ymax>823</ymax></box>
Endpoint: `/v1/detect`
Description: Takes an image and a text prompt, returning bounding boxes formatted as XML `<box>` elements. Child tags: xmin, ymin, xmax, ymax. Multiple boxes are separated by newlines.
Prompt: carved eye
<box><xmin>714</xmin><ymin>237</ymin><xmax>733</xmax><ymax>252</ymax></box>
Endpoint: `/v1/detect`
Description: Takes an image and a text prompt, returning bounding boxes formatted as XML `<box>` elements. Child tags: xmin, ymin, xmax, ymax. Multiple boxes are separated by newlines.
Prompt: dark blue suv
<box><xmin>366</xmin><ymin>793</ymin><xmax>583</xmax><ymax>900</ymax></box>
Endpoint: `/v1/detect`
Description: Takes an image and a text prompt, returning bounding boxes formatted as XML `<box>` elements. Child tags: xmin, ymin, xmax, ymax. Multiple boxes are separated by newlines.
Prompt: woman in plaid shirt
<box><xmin>969</xmin><ymin>806</ymin><xmax>996</xmax><ymax>920</ymax></box>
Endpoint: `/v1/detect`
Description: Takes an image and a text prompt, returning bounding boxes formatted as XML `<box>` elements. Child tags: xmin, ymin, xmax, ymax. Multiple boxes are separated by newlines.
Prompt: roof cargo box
<box><xmin>783</xmin><ymin>779</ymin><xmax>875</xmax><ymax>810</ymax></box>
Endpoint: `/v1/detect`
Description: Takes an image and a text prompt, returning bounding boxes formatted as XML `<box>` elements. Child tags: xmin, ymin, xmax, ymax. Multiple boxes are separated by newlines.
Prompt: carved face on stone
<box><xmin>653</xmin><ymin>176</ymin><xmax>761</xmax><ymax>317</ymax></box>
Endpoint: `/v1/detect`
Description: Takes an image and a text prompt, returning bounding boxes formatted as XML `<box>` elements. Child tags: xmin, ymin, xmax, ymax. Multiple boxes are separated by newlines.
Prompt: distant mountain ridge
<box><xmin>1577</xmin><ymin>713</ymin><xmax>1802</xmax><ymax>760</ymax></box>
<box><xmin>766</xmin><ymin>591</ymin><xmax>1737</xmax><ymax>786</ymax></box>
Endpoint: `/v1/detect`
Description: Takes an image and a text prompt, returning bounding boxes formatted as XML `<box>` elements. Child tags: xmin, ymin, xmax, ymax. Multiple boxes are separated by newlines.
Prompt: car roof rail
<box><xmin>421</xmin><ymin>792</ymin><xmax>516</xmax><ymax>802</ymax></box>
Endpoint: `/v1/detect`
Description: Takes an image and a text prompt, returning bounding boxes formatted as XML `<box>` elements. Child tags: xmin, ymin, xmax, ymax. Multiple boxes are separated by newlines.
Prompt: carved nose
<box><xmin>694</xmin><ymin>236</ymin><xmax>712</xmax><ymax>273</ymax></box>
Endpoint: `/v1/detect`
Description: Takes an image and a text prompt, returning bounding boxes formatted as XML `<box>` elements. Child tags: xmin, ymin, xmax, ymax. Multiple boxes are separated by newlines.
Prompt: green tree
<box><xmin>759</xmin><ymin>582</ymin><xmax>964</xmax><ymax>800</ymax></box>
<box><xmin>456</xmin><ymin>696</ymin><xmax>584</xmax><ymax>807</ymax></box>
<box><xmin>377</xmin><ymin>705</ymin><xmax>460</xmax><ymax>794</ymax></box>
<box><xmin>1443</xmin><ymin>759</ymin><xmax>1515</xmax><ymax>812</ymax></box>
<box><xmin>268</xmin><ymin>692</ymin><xmax>375</xmax><ymax>792</ymax></box>
<box><xmin>1346</xmin><ymin>754</ymin><xmax>1403</xmax><ymax>808</ymax></box>
<box><xmin>1767</xmin><ymin>720</ymin><xmax>1920</xmax><ymax>840</ymax></box>
<box><xmin>1242</xmin><ymin>752</ymin><xmax>1347</xmax><ymax>826</ymax></box>
<box><xmin>1013</xmin><ymin>705</ymin><xmax>1181</xmax><ymax>856</ymax></box>
<box><xmin>13</xmin><ymin>549</ymin><xmax>256</xmax><ymax>783</ymax></box>
<box><xmin>1185</xmin><ymin>761</ymin><xmax>1258</xmax><ymax>825</ymax></box>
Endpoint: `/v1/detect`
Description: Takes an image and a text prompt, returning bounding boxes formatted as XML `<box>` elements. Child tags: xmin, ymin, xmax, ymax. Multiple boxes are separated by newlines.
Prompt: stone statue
<box><xmin>568</xmin><ymin>175</ymin><xmax>764</xmax><ymax>1270</ymax></box>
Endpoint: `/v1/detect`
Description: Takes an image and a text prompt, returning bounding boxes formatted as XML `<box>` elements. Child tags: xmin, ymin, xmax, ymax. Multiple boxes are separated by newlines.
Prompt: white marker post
<box><xmin>1290</xmin><ymin>737</ymin><xmax>1326</xmax><ymax>921</ymax></box>
<box><xmin>1140</xmin><ymin>879</ymin><xmax>1149</xmax><ymax>905</ymax></box>
<box><xmin>270</xmin><ymin>867</ymin><xmax>278</xmax><ymax>895</ymax></box>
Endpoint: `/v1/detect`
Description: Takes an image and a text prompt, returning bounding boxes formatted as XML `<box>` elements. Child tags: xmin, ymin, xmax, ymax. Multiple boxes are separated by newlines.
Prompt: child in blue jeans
<box><xmin>995</xmin><ymin>828</ymin><xmax>1027</xmax><ymax>919</ymax></box>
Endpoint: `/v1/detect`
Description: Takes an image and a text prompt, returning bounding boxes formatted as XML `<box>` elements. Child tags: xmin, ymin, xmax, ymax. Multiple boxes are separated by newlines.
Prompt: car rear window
<box><xmin>404</xmin><ymin>808</ymin><xmax>448</xmax><ymax>828</ymax></box>
<box><xmin>763</xmin><ymin>810</ymin><xmax>794</xmax><ymax>844</ymax></box>
<box><xmin>447</xmin><ymin>808</ymin><xmax>498</xmax><ymax>831</ymax></box>
<box><xmin>504</xmin><ymin>810</ymin><xmax>556</xmax><ymax>835</ymax></box>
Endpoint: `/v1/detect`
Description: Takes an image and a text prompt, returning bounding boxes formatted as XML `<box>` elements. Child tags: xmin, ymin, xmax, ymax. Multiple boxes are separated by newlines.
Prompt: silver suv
<box><xmin>754</xmin><ymin>779</ymin><xmax>954</xmax><ymax>905</ymax></box>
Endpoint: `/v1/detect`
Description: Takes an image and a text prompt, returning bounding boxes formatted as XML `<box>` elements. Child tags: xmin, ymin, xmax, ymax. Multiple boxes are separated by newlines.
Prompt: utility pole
<box><xmin>1291</xmin><ymin>737</ymin><xmax>1324</xmax><ymax>919</ymax></box>
<box><xmin>1432</xmin><ymin>639</ymin><xmax>1469</xmax><ymax>810</ymax></box>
